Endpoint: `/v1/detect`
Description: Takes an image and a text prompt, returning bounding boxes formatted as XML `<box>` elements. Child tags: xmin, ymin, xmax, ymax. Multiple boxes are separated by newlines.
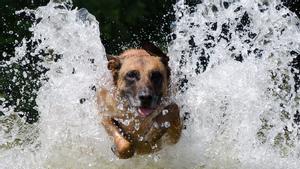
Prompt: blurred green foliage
<box><xmin>0</xmin><ymin>0</ymin><xmax>175</xmax><ymax>54</ymax></box>
<box><xmin>0</xmin><ymin>0</ymin><xmax>49</xmax><ymax>122</ymax></box>
<box><xmin>73</xmin><ymin>0</ymin><xmax>176</xmax><ymax>54</ymax></box>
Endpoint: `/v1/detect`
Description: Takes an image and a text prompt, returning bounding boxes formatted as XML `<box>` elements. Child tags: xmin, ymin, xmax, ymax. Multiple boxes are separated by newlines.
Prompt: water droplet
<box><xmin>162</xmin><ymin>109</ymin><xmax>169</xmax><ymax>115</ymax></box>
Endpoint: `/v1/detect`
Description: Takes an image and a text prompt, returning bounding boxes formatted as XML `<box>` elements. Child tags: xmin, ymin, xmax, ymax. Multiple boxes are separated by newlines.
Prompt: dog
<box><xmin>97</xmin><ymin>42</ymin><xmax>182</xmax><ymax>159</ymax></box>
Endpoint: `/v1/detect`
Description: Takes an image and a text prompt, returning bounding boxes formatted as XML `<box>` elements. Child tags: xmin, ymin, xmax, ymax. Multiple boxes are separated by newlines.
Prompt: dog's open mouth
<box><xmin>137</xmin><ymin>107</ymin><xmax>154</xmax><ymax>117</ymax></box>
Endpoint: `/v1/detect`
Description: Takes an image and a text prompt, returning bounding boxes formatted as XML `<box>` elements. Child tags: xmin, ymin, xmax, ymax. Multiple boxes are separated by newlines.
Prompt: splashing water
<box><xmin>168</xmin><ymin>0</ymin><xmax>300</xmax><ymax>168</ymax></box>
<box><xmin>1</xmin><ymin>0</ymin><xmax>300</xmax><ymax>168</ymax></box>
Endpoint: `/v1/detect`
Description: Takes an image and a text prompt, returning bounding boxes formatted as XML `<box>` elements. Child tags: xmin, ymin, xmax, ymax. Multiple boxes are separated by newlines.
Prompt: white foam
<box><xmin>168</xmin><ymin>0</ymin><xmax>300</xmax><ymax>168</ymax></box>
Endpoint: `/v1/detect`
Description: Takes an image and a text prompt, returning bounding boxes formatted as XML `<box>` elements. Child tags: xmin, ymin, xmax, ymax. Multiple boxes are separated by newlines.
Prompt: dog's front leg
<box><xmin>143</xmin><ymin>121</ymin><xmax>168</xmax><ymax>144</ymax></box>
<box><xmin>141</xmin><ymin>103</ymin><xmax>182</xmax><ymax>149</ymax></box>
<box><xmin>101</xmin><ymin>118</ymin><xmax>135</xmax><ymax>159</ymax></box>
<box><xmin>136</xmin><ymin>123</ymin><xmax>167</xmax><ymax>154</ymax></box>
<box><xmin>162</xmin><ymin>103</ymin><xmax>182</xmax><ymax>144</ymax></box>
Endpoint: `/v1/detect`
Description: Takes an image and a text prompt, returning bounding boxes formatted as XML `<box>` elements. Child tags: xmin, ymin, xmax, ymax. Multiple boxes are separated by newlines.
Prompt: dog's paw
<box><xmin>112</xmin><ymin>136</ymin><xmax>135</xmax><ymax>159</ymax></box>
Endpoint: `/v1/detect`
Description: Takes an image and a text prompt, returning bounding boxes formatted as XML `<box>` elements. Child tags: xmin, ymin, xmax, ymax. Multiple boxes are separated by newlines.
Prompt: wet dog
<box><xmin>97</xmin><ymin>42</ymin><xmax>182</xmax><ymax>159</ymax></box>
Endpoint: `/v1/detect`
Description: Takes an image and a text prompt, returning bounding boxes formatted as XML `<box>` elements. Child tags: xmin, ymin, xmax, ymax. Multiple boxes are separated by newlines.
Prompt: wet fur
<box><xmin>97</xmin><ymin>43</ymin><xmax>182</xmax><ymax>159</ymax></box>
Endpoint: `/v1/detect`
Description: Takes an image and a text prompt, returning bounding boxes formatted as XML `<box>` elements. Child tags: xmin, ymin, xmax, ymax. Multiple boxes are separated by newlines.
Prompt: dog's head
<box><xmin>107</xmin><ymin>42</ymin><xmax>170</xmax><ymax>118</ymax></box>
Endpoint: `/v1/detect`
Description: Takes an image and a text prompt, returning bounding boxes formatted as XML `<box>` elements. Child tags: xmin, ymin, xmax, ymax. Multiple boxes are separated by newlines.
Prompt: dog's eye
<box><xmin>151</xmin><ymin>71</ymin><xmax>163</xmax><ymax>84</ymax></box>
<box><xmin>125</xmin><ymin>70</ymin><xmax>140</xmax><ymax>81</ymax></box>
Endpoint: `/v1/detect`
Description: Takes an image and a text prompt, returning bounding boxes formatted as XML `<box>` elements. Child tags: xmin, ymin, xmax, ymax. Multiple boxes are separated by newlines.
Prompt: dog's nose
<box><xmin>138</xmin><ymin>88</ymin><xmax>154</xmax><ymax>106</ymax></box>
<box><xmin>139</xmin><ymin>94</ymin><xmax>153</xmax><ymax>103</ymax></box>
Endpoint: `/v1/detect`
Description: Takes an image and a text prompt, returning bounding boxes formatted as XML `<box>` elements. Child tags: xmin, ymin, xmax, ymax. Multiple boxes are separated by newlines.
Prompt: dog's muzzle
<box><xmin>136</xmin><ymin>89</ymin><xmax>161</xmax><ymax>117</ymax></box>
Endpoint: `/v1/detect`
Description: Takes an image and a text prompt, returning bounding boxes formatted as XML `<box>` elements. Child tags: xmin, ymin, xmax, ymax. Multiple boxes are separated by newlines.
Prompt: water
<box><xmin>1</xmin><ymin>0</ymin><xmax>300</xmax><ymax>168</ymax></box>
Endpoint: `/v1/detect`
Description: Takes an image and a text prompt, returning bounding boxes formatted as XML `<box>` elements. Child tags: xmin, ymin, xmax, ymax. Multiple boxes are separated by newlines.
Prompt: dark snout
<box><xmin>138</xmin><ymin>88</ymin><xmax>153</xmax><ymax>107</ymax></box>
<box><xmin>138</xmin><ymin>88</ymin><xmax>158</xmax><ymax>108</ymax></box>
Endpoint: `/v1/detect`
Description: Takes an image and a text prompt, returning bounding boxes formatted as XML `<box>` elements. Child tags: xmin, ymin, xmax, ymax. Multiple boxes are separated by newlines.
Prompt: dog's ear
<box><xmin>106</xmin><ymin>55</ymin><xmax>121</xmax><ymax>85</ymax></box>
<box><xmin>141</xmin><ymin>42</ymin><xmax>169</xmax><ymax>67</ymax></box>
<box><xmin>141</xmin><ymin>42</ymin><xmax>171</xmax><ymax>80</ymax></box>
<box><xmin>106</xmin><ymin>55</ymin><xmax>121</xmax><ymax>71</ymax></box>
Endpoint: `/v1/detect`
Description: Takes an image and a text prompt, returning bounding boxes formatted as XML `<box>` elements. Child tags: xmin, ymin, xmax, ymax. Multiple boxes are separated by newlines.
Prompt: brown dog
<box><xmin>97</xmin><ymin>42</ymin><xmax>182</xmax><ymax>159</ymax></box>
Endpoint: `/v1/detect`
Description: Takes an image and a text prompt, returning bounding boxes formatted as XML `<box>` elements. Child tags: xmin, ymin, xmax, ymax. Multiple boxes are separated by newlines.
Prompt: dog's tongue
<box><xmin>138</xmin><ymin>108</ymin><xmax>154</xmax><ymax>117</ymax></box>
